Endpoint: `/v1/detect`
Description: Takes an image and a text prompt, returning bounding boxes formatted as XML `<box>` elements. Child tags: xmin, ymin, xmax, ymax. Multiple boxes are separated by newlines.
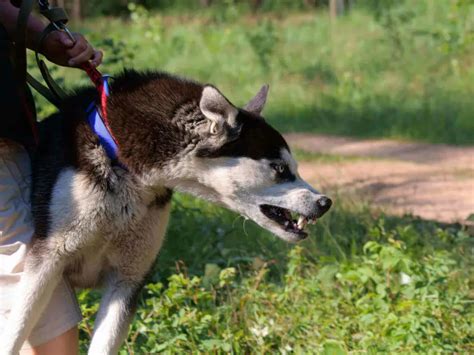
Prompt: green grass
<box><xmin>78</xmin><ymin>194</ymin><xmax>473</xmax><ymax>354</ymax></box>
<box><xmin>31</xmin><ymin>1</ymin><xmax>474</xmax><ymax>145</ymax></box>
<box><xmin>292</xmin><ymin>149</ymin><xmax>366</xmax><ymax>163</ymax></box>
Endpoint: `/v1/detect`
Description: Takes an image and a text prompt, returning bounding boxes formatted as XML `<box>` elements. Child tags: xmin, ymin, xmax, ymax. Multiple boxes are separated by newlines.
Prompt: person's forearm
<box><xmin>0</xmin><ymin>1</ymin><xmax>46</xmax><ymax>49</ymax></box>
<box><xmin>1</xmin><ymin>1</ymin><xmax>103</xmax><ymax>68</ymax></box>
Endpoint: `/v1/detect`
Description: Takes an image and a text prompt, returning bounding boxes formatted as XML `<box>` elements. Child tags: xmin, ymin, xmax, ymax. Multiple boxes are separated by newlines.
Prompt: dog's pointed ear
<box><xmin>200</xmin><ymin>86</ymin><xmax>239</xmax><ymax>133</ymax></box>
<box><xmin>244</xmin><ymin>84</ymin><xmax>269</xmax><ymax>115</ymax></box>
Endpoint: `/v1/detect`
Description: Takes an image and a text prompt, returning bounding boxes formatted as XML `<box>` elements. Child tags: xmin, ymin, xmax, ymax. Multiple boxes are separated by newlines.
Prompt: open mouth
<box><xmin>259</xmin><ymin>204</ymin><xmax>316</xmax><ymax>237</ymax></box>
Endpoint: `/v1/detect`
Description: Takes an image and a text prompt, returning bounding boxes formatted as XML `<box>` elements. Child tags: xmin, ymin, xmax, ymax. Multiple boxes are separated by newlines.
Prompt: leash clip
<box><xmin>37</xmin><ymin>0</ymin><xmax>71</xmax><ymax>36</ymax></box>
<box><xmin>51</xmin><ymin>21</ymin><xmax>75</xmax><ymax>43</ymax></box>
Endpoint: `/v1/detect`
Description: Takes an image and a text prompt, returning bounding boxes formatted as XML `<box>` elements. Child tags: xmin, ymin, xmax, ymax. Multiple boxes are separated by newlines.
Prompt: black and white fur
<box><xmin>1</xmin><ymin>70</ymin><xmax>331</xmax><ymax>354</ymax></box>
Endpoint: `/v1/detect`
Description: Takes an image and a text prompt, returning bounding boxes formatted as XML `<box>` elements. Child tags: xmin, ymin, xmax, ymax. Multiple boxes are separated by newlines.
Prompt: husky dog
<box><xmin>1</xmin><ymin>70</ymin><xmax>331</xmax><ymax>354</ymax></box>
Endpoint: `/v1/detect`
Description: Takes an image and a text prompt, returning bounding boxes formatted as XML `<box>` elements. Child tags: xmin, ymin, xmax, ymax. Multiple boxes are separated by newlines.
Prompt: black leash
<box><xmin>14</xmin><ymin>0</ymin><xmax>39</xmax><ymax>143</ymax></box>
<box><xmin>12</xmin><ymin>0</ymin><xmax>109</xmax><ymax>149</ymax></box>
<box><xmin>15</xmin><ymin>0</ymin><xmax>72</xmax><ymax>109</ymax></box>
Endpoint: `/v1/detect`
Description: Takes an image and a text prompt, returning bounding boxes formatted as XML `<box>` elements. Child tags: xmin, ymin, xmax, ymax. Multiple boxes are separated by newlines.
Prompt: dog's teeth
<box><xmin>297</xmin><ymin>216</ymin><xmax>307</xmax><ymax>230</ymax></box>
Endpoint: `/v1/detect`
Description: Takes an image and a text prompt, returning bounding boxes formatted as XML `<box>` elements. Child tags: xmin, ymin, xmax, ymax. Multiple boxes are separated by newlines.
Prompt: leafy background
<box><xmin>29</xmin><ymin>0</ymin><xmax>474</xmax><ymax>353</ymax></box>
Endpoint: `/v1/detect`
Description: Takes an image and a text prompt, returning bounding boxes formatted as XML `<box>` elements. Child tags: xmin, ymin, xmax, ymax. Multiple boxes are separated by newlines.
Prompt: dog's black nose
<box><xmin>315</xmin><ymin>196</ymin><xmax>332</xmax><ymax>216</ymax></box>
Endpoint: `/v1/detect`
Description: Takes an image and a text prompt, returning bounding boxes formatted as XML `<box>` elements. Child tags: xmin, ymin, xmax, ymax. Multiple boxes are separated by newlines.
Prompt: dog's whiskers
<box><xmin>232</xmin><ymin>214</ymin><xmax>245</xmax><ymax>229</ymax></box>
<box><xmin>242</xmin><ymin>217</ymin><xmax>250</xmax><ymax>237</ymax></box>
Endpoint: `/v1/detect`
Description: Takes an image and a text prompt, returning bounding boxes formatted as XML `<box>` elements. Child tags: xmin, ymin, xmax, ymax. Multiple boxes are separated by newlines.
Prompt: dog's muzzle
<box><xmin>259</xmin><ymin>195</ymin><xmax>332</xmax><ymax>238</ymax></box>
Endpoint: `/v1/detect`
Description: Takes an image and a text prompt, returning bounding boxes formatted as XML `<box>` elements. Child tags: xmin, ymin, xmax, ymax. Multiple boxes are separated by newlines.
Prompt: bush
<box><xmin>78</xmin><ymin>197</ymin><xmax>474</xmax><ymax>353</ymax></box>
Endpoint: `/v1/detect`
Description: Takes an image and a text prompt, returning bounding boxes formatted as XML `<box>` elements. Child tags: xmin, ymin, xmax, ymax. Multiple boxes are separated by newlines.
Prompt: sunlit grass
<box><xmin>78</xmin><ymin>194</ymin><xmax>474</xmax><ymax>353</ymax></box>
<box><xmin>31</xmin><ymin>3</ymin><xmax>474</xmax><ymax>144</ymax></box>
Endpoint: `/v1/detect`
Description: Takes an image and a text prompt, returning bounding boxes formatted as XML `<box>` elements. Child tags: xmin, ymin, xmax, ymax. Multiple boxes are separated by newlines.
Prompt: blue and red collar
<box><xmin>86</xmin><ymin>75</ymin><xmax>122</xmax><ymax>164</ymax></box>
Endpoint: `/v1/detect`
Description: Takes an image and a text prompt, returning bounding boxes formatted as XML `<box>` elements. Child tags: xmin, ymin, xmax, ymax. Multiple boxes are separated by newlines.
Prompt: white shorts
<box><xmin>0</xmin><ymin>139</ymin><xmax>82</xmax><ymax>349</ymax></box>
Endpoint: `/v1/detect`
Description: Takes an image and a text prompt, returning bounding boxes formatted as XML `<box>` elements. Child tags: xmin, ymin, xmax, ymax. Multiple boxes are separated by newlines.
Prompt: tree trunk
<box><xmin>251</xmin><ymin>0</ymin><xmax>264</xmax><ymax>10</ymax></box>
<box><xmin>344</xmin><ymin>0</ymin><xmax>354</xmax><ymax>11</ymax></box>
<box><xmin>71</xmin><ymin>0</ymin><xmax>81</xmax><ymax>22</ymax></box>
<box><xmin>329</xmin><ymin>0</ymin><xmax>345</xmax><ymax>19</ymax></box>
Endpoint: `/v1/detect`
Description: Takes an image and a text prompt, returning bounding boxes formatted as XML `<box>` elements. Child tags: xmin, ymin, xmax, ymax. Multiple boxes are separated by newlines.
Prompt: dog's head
<box><xmin>166</xmin><ymin>84</ymin><xmax>332</xmax><ymax>243</ymax></box>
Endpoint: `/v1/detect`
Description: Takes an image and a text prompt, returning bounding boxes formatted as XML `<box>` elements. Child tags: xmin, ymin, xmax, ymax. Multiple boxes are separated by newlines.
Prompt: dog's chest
<box><xmin>64</xmin><ymin>201</ymin><xmax>170</xmax><ymax>288</ymax></box>
<box><xmin>48</xmin><ymin>168</ymin><xmax>171</xmax><ymax>287</ymax></box>
<box><xmin>49</xmin><ymin>167</ymin><xmax>153</xmax><ymax>231</ymax></box>
<box><xmin>61</xmin><ymin>208</ymin><xmax>162</xmax><ymax>288</ymax></box>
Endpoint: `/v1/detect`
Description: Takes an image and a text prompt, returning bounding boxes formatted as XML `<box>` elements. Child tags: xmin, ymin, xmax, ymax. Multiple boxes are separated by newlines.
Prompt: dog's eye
<box><xmin>270</xmin><ymin>163</ymin><xmax>297</xmax><ymax>182</ymax></box>
<box><xmin>271</xmin><ymin>163</ymin><xmax>287</xmax><ymax>174</ymax></box>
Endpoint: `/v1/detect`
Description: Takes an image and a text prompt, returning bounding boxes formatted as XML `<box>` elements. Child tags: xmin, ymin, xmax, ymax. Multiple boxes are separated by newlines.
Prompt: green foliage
<box><xmin>363</xmin><ymin>0</ymin><xmax>474</xmax><ymax>56</ymax></box>
<box><xmin>77</xmin><ymin>195</ymin><xmax>474</xmax><ymax>353</ymax></box>
<box><xmin>292</xmin><ymin>149</ymin><xmax>366</xmax><ymax>163</ymax></box>
<box><xmin>423</xmin><ymin>0</ymin><xmax>474</xmax><ymax>55</ymax></box>
<box><xmin>33</xmin><ymin>1</ymin><xmax>474</xmax><ymax>144</ymax></box>
<box><xmin>363</xmin><ymin>0</ymin><xmax>415</xmax><ymax>54</ymax></box>
<box><xmin>246</xmin><ymin>20</ymin><xmax>279</xmax><ymax>72</ymax></box>
<box><xmin>81</xmin><ymin>0</ymin><xmax>324</xmax><ymax>17</ymax></box>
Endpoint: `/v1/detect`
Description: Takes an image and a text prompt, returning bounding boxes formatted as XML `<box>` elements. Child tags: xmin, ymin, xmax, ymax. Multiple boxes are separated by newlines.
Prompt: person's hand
<box><xmin>40</xmin><ymin>30</ymin><xmax>103</xmax><ymax>68</ymax></box>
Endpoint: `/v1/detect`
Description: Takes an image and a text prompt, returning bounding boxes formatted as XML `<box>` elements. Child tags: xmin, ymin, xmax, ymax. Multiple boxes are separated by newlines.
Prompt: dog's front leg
<box><xmin>88</xmin><ymin>203</ymin><xmax>171</xmax><ymax>355</ymax></box>
<box><xmin>87</xmin><ymin>272</ymin><xmax>142</xmax><ymax>355</ymax></box>
<box><xmin>0</xmin><ymin>249</ymin><xmax>65</xmax><ymax>355</ymax></box>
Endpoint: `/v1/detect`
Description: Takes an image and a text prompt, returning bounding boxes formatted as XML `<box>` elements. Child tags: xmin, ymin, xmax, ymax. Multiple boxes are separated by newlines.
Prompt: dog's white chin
<box><xmin>222</xmin><ymin>201</ymin><xmax>310</xmax><ymax>243</ymax></box>
<box><xmin>260</xmin><ymin>221</ymin><xmax>309</xmax><ymax>243</ymax></box>
<box><xmin>239</xmin><ymin>209</ymin><xmax>309</xmax><ymax>243</ymax></box>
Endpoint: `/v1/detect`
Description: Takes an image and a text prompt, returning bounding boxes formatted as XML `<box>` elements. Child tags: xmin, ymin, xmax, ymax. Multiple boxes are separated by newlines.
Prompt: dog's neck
<box><xmin>102</xmin><ymin>71</ymin><xmax>206</xmax><ymax>175</ymax></box>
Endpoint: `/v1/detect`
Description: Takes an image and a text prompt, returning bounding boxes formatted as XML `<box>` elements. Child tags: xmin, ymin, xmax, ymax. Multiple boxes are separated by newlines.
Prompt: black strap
<box><xmin>14</xmin><ymin>0</ymin><xmax>33</xmax><ymax>86</ymax></box>
<box><xmin>32</xmin><ymin>22</ymin><xmax>67</xmax><ymax>104</ymax></box>
<box><xmin>15</xmin><ymin>0</ymin><xmax>70</xmax><ymax>109</ymax></box>
<box><xmin>40</xmin><ymin>7</ymin><xmax>68</xmax><ymax>23</ymax></box>
<box><xmin>14</xmin><ymin>0</ymin><xmax>39</xmax><ymax>145</ymax></box>
<box><xmin>26</xmin><ymin>72</ymin><xmax>61</xmax><ymax>107</ymax></box>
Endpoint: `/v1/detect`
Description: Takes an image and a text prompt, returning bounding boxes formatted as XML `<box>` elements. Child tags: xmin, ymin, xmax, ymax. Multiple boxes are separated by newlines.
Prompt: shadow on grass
<box><xmin>269</xmin><ymin>92</ymin><xmax>474</xmax><ymax>146</ymax></box>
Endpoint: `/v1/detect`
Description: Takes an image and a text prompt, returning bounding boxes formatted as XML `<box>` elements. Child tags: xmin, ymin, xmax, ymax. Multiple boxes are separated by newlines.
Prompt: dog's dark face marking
<box><xmin>196</xmin><ymin>110</ymin><xmax>291</xmax><ymax>161</ymax></box>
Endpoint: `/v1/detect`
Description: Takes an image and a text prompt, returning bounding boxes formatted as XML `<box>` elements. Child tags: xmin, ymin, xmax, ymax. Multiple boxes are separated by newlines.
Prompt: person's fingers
<box><xmin>68</xmin><ymin>43</ymin><xmax>94</xmax><ymax>66</ymax></box>
<box><xmin>90</xmin><ymin>50</ymin><xmax>103</xmax><ymax>67</ymax></box>
<box><xmin>41</xmin><ymin>31</ymin><xmax>101</xmax><ymax>67</ymax></box>
<box><xmin>66</xmin><ymin>40</ymin><xmax>88</xmax><ymax>60</ymax></box>
<box><xmin>57</xmin><ymin>31</ymin><xmax>74</xmax><ymax>47</ymax></box>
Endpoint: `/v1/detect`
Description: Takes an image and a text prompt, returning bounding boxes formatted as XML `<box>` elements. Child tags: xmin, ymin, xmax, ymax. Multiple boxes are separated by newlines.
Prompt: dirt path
<box><xmin>284</xmin><ymin>133</ymin><xmax>474</xmax><ymax>224</ymax></box>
